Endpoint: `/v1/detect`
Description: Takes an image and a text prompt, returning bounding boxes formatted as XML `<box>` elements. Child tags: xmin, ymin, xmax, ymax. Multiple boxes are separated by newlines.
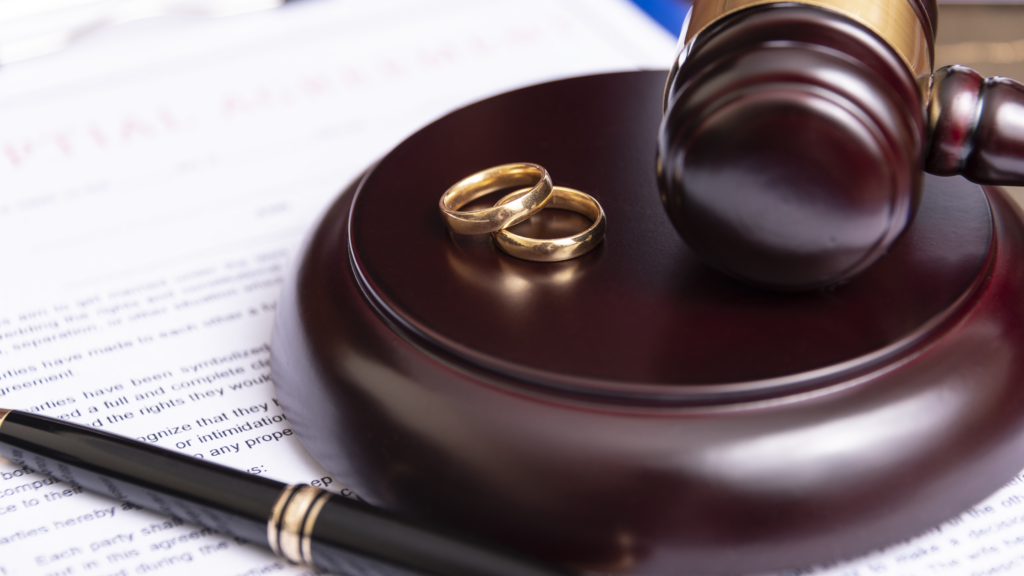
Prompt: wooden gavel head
<box><xmin>658</xmin><ymin>0</ymin><xmax>1024</xmax><ymax>290</ymax></box>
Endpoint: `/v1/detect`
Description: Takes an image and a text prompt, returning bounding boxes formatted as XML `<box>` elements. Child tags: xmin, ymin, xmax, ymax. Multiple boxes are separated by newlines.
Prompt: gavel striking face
<box><xmin>657</xmin><ymin>0</ymin><xmax>1024</xmax><ymax>290</ymax></box>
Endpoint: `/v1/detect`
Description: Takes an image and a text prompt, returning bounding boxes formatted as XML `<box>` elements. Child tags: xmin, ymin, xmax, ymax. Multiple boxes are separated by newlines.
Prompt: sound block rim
<box><xmin>344</xmin><ymin>70</ymin><xmax>992</xmax><ymax>405</ymax></box>
<box><xmin>270</xmin><ymin>72</ymin><xmax>1024</xmax><ymax>575</ymax></box>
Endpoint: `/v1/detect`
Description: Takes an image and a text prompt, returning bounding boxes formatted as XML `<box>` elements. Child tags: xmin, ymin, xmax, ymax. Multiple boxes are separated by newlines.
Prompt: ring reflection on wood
<box><xmin>270</xmin><ymin>72</ymin><xmax>1024</xmax><ymax>575</ymax></box>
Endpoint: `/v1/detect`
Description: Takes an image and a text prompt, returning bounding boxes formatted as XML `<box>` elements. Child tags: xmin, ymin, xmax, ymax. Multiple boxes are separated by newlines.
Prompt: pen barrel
<box><xmin>0</xmin><ymin>410</ymin><xmax>282</xmax><ymax>545</ymax></box>
<box><xmin>305</xmin><ymin>496</ymin><xmax>574</xmax><ymax>576</ymax></box>
<box><xmin>0</xmin><ymin>411</ymin><xmax>575</xmax><ymax>576</ymax></box>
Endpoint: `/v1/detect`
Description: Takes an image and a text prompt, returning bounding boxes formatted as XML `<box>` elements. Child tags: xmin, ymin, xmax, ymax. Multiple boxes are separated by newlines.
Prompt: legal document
<box><xmin>0</xmin><ymin>1</ymin><xmax>1022</xmax><ymax>575</ymax></box>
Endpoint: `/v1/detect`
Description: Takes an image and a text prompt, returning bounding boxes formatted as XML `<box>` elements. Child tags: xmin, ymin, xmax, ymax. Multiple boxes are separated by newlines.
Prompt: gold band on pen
<box><xmin>682</xmin><ymin>0</ymin><xmax>931</xmax><ymax>77</ymax></box>
<box><xmin>267</xmin><ymin>484</ymin><xmax>297</xmax><ymax>558</ymax></box>
<box><xmin>301</xmin><ymin>488</ymin><xmax>333</xmax><ymax>565</ymax></box>
<box><xmin>268</xmin><ymin>484</ymin><xmax>332</xmax><ymax>565</ymax></box>
<box><xmin>439</xmin><ymin>163</ymin><xmax>553</xmax><ymax>235</ymax></box>
<box><xmin>491</xmin><ymin>186</ymin><xmax>606</xmax><ymax>262</ymax></box>
<box><xmin>0</xmin><ymin>409</ymin><xmax>9</xmax><ymax>428</ymax></box>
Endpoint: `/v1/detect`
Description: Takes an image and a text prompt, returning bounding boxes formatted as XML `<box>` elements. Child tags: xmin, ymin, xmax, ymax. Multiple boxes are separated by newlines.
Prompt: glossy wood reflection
<box><xmin>926</xmin><ymin>65</ymin><xmax>1024</xmax><ymax>183</ymax></box>
<box><xmin>658</xmin><ymin>3</ymin><xmax>1024</xmax><ymax>290</ymax></box>
<box><xmin>659</xmin><ymin>5</ymin><xmax>924</xmax><ymax>289</ymax></box>
<box><xmin>270</xmin><ymin>72</ymin><xmax>1024</xmax><ymax>575</ymax></box>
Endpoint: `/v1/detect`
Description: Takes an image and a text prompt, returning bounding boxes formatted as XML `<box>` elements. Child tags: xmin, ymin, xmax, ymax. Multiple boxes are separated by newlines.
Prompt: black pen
<box><xmin>0</xmin><ymin>408</ymin><xmax>572</xmax><ymax>576</ymax></box>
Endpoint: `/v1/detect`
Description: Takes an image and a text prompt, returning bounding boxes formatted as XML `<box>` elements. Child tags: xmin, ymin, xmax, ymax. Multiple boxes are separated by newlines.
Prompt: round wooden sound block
<box><xmin>270</xmin><ymin>71</ymin><xmax>1024</xmax><ymax>575</ymax></box>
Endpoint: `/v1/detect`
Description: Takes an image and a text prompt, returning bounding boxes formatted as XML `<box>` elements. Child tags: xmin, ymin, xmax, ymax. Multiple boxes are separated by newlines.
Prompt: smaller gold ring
<box><xmin>491</xmin><ymin>186</ymin><xmax>606</xmax><ymax>262</ymax></box>
<box><xmin>439</xmin><ymin>163</ymin><xmax>553</xmax><ymax>234</ymax></box>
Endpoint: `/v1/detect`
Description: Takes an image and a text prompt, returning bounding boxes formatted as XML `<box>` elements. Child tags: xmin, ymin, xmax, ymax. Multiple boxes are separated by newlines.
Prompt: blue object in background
<box><xmin>630</xmin><ymin>0</ymin><xmax>690</xmax><ymax>36</ymax></box>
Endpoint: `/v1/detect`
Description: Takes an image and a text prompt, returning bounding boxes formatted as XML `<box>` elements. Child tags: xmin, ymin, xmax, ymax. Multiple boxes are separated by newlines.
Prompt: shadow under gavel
<box><xmin>658</xmin><ymin>0</ymin><xmax>1024</xmax><ymax>290</ymax></box>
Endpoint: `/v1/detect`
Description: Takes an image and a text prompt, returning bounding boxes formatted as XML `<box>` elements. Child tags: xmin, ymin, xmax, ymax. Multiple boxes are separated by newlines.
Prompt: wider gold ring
<box><xmin>491</xmin><ymin>186</ymin><xmax>606</xmax><ymax>262</ymax></box>
<box><xmin>439</xmin><ymin>163</ymin><xmax>553</xmax><ymax>235</ymax></box>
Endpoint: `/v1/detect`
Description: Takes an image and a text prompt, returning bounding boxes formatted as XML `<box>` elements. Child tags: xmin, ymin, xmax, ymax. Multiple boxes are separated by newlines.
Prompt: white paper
<box><xmin>0</xmin><ymin>0</ymin><xmax>676</xmax><ymax>574</ymax></box>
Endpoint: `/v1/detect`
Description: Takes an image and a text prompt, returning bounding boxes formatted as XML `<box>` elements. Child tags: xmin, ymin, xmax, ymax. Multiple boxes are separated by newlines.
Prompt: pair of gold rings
<box><xmin>438</xmin><ymin>163</ymin><xmax>606</xmax><ymax>262</ymax></box>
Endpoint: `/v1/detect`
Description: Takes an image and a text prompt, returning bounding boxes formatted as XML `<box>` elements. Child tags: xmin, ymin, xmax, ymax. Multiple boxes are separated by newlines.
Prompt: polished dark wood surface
<box><xmin>926</xmin><ymin>65</ymin><xmax>1024</xmax><ymax>184</ymax></box>
<box><xmin>659</xmin><ymin>6</ymin><xmax>924</xmax><ymax>289</ymax></box>
<box><xmin>659</xmin><ymin>3</ymin><xmax>1024</xmax><ymax>290</ymax></box>
<box><xmin>270</xmin><ymin>72</ymin><xmax>1024</xmax><ymax>575</ymax></box>
<box><xmin>351</xmin><ymin>71</ymin><xmax>984</xmax><ymax>392</ymax></box>
<box><xmin>914</xmin><ymin>0</ymin><xmax>938</xmax><ymax>37</ymax></box>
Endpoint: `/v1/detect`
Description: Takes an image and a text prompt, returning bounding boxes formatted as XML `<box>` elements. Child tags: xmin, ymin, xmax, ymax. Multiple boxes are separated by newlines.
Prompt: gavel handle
<box><xmin>926</xmin><ymin>65</ymin><xmax>1024</xmax><ymax>185</ymax></box>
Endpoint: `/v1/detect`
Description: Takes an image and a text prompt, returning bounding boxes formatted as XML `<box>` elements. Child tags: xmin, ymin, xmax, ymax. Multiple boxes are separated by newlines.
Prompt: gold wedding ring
<box><xmin>439</xmin><ymin>163</ymin><xmax>553</xmax><ymax>234</ymax></box>
<box><xmin>491</xmin><ymin>186</ymin><xmax>606</xmax><ymax>262</ymax></box>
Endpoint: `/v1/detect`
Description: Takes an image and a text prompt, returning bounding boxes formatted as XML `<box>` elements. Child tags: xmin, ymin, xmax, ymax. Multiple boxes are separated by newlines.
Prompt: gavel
<box><xmin>657</xmin><ymin>0</ymin><xmax>1024</xmax><ymax>290</ymax></box>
